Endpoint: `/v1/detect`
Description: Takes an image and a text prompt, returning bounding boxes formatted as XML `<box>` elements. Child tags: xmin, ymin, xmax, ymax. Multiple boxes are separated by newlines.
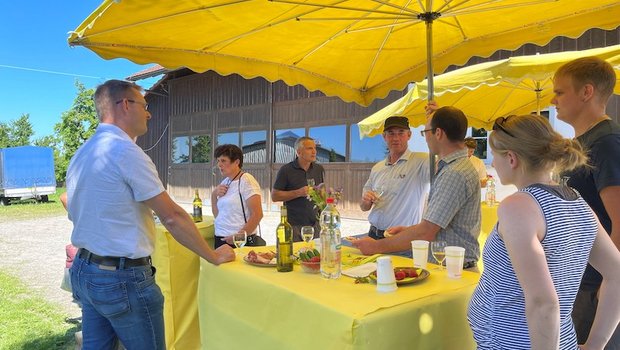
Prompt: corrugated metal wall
<box><xmin>157</xmin><ymin>71</ymin><xmax>403</xmax><ymax>216</ymax></box>
<box><xmin>137</xmin><ymin>92</ymin><xmax>169</xmax><ymax>185</ymax></box>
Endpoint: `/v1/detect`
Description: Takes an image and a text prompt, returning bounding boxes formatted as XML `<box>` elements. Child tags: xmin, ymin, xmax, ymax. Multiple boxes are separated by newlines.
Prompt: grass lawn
<box><xmin>0</xmin><ymin>189</ymin><xmax>66</xmax><ymax>223</ymax></box>
<box><xmin>0</xmin><ymin>271</ymin><xmax>78</xmax><ymax>350</ymax></box>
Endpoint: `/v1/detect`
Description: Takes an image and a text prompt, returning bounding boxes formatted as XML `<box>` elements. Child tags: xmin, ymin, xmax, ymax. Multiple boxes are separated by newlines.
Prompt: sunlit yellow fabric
<box><xmin>152</xmin><ymin>217</ymin><xmax>214</xmax><ymax>350</ymax></box>
<box><xmin>358</xmin><ymin>45</ymin><xmax>620</xmax><ymax>136</ymax></box>
<box><xmin>68</xmin><ymin>1</ymin><xmax>620</xmax><ymax>106</ymax></box>
<box><xmin>478</xmin><ymin>204</ymin><xmax>499</xmax><ymax>272</ymax></box>
<box><xmin>481</xmin><ymin>203</ymin><xmax>499</xmax><ymax>237</ymax></box>
<box><xmin>197</xmin><ymin>245</ymin><xmax>479</xmax><ymax>349</ymax></box>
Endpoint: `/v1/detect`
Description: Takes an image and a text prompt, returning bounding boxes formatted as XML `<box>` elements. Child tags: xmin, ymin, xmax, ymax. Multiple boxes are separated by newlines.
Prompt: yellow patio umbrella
<box><xmin>358</xmin><ymin>45</ymin><xmax>620</xmax><ymax>138</ymax></box>
<box><xmin>68</xmin><ymin>0</ymin><xmax>620</xmax><ymax>107</ymax></box>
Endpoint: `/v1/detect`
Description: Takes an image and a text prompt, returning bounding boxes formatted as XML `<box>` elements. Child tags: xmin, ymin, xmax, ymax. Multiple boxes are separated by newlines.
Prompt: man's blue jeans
<box><xmin>70</xmin><ymin>254</ymin><xmax>165</xmax><ymax>350</ymax></box>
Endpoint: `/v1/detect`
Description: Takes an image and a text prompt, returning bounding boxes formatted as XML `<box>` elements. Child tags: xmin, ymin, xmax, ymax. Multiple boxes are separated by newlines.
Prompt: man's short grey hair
<box><xmin>295</xmin><ymin>136</ymin><xmax>315</xmax><ymax>151</ymax></box>
<box><xmin>94</xmin><ymin>79</ymin><xmax>143</xmax><ymax>121</ymax></box>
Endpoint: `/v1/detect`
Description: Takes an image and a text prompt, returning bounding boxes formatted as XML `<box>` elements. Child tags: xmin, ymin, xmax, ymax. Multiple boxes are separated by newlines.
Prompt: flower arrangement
<box><xmin>307</xmin><ymin>183</ymin><xmax>344</xmax><ymax>213</ymax></box>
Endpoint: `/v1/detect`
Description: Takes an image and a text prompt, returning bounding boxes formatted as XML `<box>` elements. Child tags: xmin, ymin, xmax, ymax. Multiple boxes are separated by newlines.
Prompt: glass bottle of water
<box><xmin>320</xmin><ymin>197</ymin><xmax>341</xmax><ymax>279</ymax></box>
<box><xmin>485</xmin><ymin>175</ymin><xmax>496</xmax><ymax>206</ymax></box>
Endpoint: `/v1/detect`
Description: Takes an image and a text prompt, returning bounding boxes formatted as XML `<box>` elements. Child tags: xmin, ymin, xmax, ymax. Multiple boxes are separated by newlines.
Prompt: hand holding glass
<box><xmin>301</xmin><ymin>226</ymin><xmax>314</xmax><ymax>245</ymax></box>
<box><xmin>431</xmin><ymin>240</ymin><xmax>447</xmax><ymax>270</ymax></box>
<box><xmin>373</xmin><ymin>186</ymin><xmax>385</xmax><ymax>202</ymax></box>
<box><xmin>233</xmin><ymin>230</ymin><xmax>247</xmax><ymax>249</ymax></box>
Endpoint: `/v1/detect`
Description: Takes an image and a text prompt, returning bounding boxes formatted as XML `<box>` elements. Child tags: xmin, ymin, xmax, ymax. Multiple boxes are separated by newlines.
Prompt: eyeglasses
<box><xmin>492</xmin><ymin>116</ymin><xmax>515</xmax><ymax>138</ymax></box>
<box><xmin>116</xmin><ymin>99</ymin><xmax>149</xmax><ymax>111</ymax></box>
<box><xmin>419</xmin><ymin>128</ymin><xmax>436</xmax><ymax>137</ymax></box>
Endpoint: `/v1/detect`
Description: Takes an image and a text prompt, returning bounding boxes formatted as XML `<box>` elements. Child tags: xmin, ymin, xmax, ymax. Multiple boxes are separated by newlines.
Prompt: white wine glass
<box><xmin>430</xmin><ymin>240</ymin><xmax>447</xmax><ymax>270</ymax></box>
<box><xmin>301</xmin><ymin>226</ymin><xmax>314</xmax><ymax>247</ymax></box>
<box><xmin>233</xmin><ymin>230</ymin><xmax>247</xmax><ymax>251</ymax></box>
<box><xmin>373</xmin><ymin>185</ymin><xmax>385</xmax><ymax>203</ymax></box>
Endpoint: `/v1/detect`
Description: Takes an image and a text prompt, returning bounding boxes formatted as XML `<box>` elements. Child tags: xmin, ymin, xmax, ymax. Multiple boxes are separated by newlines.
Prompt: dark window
<box><xmin>471</xmin><ymin>127</ymin><xmax>488</xmax><ymax>159</ymax></box>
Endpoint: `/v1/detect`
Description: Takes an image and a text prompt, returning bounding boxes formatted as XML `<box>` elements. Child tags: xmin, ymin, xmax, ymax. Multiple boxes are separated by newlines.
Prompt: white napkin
<box><xmin>342</xmin><ymin>262</ymin><xmax>377</xmax><ymax>278</ymax></box>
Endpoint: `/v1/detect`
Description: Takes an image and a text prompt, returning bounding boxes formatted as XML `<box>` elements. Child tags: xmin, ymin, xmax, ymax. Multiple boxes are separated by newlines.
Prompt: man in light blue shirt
<box><xmin>359</xmin><ymin>116</ymin><xmax>430</xmax><ymax>240</ymax></box>
<box><xmin>66</xmin><ymin>80</ymin><xmax>234</xmax><ymax>350</ymax></box>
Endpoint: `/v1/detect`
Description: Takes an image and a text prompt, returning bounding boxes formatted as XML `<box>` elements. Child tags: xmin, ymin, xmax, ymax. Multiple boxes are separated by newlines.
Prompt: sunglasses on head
<box><xmin>492</xmin><ymin>116</ymin><xmax>516</xmax><ymax>138</ymax></box>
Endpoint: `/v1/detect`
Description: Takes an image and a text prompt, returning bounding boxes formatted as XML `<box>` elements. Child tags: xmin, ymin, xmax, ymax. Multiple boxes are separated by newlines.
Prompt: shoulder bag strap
<box><xmin>238</xmin><ymin>173</ymin><xmax>262</xmax><ymax>237</ymax></box>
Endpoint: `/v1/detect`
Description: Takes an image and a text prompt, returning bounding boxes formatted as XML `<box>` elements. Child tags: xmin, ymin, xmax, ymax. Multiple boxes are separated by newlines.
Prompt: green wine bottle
<box><xmin>192</xmin><ymin>189</ymin><xmax>203</xmax><ymax>222</ymax></box>
<box><xmin>276</xmin><ymin>205</ymin><xmax>293</xmax><ymax>272</ymax></box>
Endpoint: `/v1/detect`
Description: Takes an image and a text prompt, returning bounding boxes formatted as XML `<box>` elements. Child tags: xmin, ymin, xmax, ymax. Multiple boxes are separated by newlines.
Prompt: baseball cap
<box><xmin>384</xmin><ymin>116</ymin><xmax>409</xmax><ymax>130</ymax></box>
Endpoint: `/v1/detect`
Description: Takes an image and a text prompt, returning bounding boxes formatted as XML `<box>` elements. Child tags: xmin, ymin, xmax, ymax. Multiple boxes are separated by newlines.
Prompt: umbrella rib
<box><xmin>442</xmin><ymin>0</ymin><xmax>557</xmax><ymax>17</ymax></box>
<box><xmin>272</xmin><ymin>0</ymin><xmax>417</xmax><ymax>17</ymax></box>
<box><xmin>71</xmin><ymin>0</ymin><xmax>254</xmax><ymax>41</ymax></box>
<box><xmin>301</xmin><ymin>16</ymin><xmax>415</xmax><ymax>20</ymax></box>
<box><xmin>360</xmin><ymin>0</ymin><xmax>420</xmax><ymax>93</ymax></box>
<box><xmin>370</xmin><ymin>0</ymin><xmax>421</xmax><ymax>15</ymax></box>
<box><xmin>291</xmin><ymin>2</ymin><xmax>390</xmax><ymax>68</ymax></box>
<box><xmin>343</xmin><ymin>19</ymin><xmax>420</xmax><ymax>33</ymax></box>
<box><xmin>202</xmin><ymin>1</ymin><xmax>348</xmax><ymax>51</ymax></box>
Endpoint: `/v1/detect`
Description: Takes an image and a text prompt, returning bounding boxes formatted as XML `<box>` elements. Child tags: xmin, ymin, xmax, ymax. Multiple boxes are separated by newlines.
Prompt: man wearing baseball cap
<box><xmin>359</xmin><ymin>116</ymin><xmax>430</xmax><ymax>244</ymax></box>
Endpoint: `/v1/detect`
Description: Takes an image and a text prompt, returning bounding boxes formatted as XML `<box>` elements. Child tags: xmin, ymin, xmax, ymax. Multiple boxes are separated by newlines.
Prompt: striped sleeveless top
<box><xmin>468</xmin><ymin>185</ymin><xmax>598</xmax><ymax>349</ymax></box>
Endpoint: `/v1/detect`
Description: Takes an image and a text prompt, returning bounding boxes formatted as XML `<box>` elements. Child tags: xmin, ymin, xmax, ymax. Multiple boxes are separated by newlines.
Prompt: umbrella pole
<box><xmin>421</xmin><ymin>2</ymin><xmax>439</xmax><ymax>182</ymax></box>
<box><xmin>535</xmin><ymin>81</ymin><xmax>542</xmax><ymax>115</ymax></box>
<box><xmin>426</xmin><ymin>19</ymin><xmax>434</xmax><ymax>101</ymax></box>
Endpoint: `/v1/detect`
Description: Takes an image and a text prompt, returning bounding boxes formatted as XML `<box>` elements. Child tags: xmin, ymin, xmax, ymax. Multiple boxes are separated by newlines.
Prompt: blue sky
<box><xmin>0</xmin><ymin>1</ymin><xmax>158</xmax><ymax>140</ymax></box>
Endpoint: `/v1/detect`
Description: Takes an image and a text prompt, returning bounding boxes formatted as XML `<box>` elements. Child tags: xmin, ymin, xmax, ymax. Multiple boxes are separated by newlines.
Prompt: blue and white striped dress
<box><xmin>468</xmin><ymin>185</ymin><xmax>598</xmax><ymax>349</ymax></box>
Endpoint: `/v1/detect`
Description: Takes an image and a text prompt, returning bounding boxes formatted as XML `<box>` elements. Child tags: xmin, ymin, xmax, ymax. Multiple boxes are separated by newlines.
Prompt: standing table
<box><xmin>152</xmin><ymin>217</ymin><xmax>214</xmax><ymax>350</ymax></box>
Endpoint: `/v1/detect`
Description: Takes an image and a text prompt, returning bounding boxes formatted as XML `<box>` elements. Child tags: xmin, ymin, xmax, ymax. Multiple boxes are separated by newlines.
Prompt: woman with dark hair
<box><xmin>468</xmin><ymin>114</ymin><xmax>620</xmax><ymax>349</ymax></box>
<box><xmin>211</xmin><ymin>144</ymin><xmax>263</xmax><ymax>248</ymax></box>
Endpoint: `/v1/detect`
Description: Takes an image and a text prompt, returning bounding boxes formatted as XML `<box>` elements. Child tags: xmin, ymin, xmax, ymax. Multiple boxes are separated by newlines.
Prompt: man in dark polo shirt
<box><xmin>272</xmin><ymin>136</ymin><xmax>325</xmax><ymax>241</ymax></box>
<box><xmin>553</xmin><ymin>57</ymin><xmax>620</xmax><ymax>348</ymax></box>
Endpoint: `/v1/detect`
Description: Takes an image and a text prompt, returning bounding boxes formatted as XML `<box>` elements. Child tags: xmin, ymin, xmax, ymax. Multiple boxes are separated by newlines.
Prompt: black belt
<box><xmin>463</xmin><ymin>261</ymin><xmax>477</xmax><ymax>269</ymax></box>
<box><xmin>78</xmin><ymin>248</ymin><xmax>151</xmax><ymax>270</ymax></box>
<box><xmin>368</xmin><ymin>225</ymin><xmax>386</xmax><ymax>240</ymax></box>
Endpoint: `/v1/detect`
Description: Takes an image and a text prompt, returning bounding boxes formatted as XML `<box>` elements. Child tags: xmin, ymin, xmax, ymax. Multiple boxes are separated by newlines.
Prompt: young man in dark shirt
<box><xmin>553</xmin><ymin>57</ymin><xmax>620</xmax><ymax>349</ymax></box>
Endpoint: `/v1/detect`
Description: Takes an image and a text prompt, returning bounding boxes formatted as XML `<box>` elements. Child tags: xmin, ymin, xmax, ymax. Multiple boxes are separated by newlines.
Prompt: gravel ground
<box><xmin>0</xmin><ymin>214</ymin><xmax>81</xmax><ymax>318</ymax></box>
<box><xmin>0</xmin><ymin>203</ymin><xmax>370</xmax><ymax>319</ymax></box>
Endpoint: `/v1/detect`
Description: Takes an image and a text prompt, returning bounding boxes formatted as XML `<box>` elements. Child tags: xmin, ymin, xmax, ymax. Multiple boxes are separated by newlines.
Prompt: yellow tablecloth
<box><xmin>198</xmin><ymin>245</ymin><xmax>479</xmax><ymax>350</ymax></box>
<box><xmin>480</xmin><ymin>203</ymin><xmax>499</xmax><ymax>235</ymax></box>
<box><xmin>478</xmin><ymin>204</ymin><xmax>498</xmax><ymax>272</ymax></box>
<box><xmin>152</xmin><ymin>217</ymin><xmax>214</xmax><ymax>350</ymax></box>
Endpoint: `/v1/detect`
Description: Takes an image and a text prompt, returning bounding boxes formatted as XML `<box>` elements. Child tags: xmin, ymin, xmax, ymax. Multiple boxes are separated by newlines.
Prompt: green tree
<box><xmin>33</xmin><ymin>135</ymin><xmax>58</xmax><ymax>148</ymax></box>
<box><xmin>329</xmin><ymin>148</ymin><xmax>337</xmax><ymax>162</ymax></box>
<box><xmin>0</xmin><ymin>122</ymin><xmax>9</xmax><ymax>148</ymax></box>
<box><xmin>54</xmin><ymin>81</ymin><xmax>98</xmax><ymax>183</ymax></box>
<box><xmin>34</xmin><ymin>135</ymin><xmax>63</xmax><ymax>182</ymax></box>
<box><xmin>9</xmin><ymin>114</ymin><xmax>34</xmax><ymax>146</ymax></box>
<box><xmin>192</xmin><ymin>135</ymin><xmax>211</xmax><ymax>163</ymax></box>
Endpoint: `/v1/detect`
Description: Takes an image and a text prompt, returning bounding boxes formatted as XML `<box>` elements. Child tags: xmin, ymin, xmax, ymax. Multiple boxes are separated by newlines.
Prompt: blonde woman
<box><xmin>468</xmin><ymin>114</ymin><xmax>620</xmax><ymax>350</ymax></box>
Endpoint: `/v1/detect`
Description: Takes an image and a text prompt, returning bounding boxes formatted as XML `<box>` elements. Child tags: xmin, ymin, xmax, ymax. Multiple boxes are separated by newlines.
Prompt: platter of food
<box><xmin>243</xmin><ymin>250</ymin><xmax>277</xmax><ymax>267</ymax></box>
<box><xmin>368</xmin><ymin>267</ymin><xmax>430</xmax><ymax>285</ymax></box>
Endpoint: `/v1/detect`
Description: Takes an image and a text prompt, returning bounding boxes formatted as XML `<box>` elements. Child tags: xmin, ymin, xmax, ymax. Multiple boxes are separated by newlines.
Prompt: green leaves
<box><xmin>53</xmin><ymin>81</ymin><xmax>98</xmax><ymax>183</ymax></box>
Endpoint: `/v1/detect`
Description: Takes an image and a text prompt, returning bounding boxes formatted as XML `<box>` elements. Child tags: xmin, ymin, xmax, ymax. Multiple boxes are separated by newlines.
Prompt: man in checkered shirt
<box><xmin>353</xmin><ymin>106</ymin><xmax>481</xmax><ymax>270</ymax></box>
